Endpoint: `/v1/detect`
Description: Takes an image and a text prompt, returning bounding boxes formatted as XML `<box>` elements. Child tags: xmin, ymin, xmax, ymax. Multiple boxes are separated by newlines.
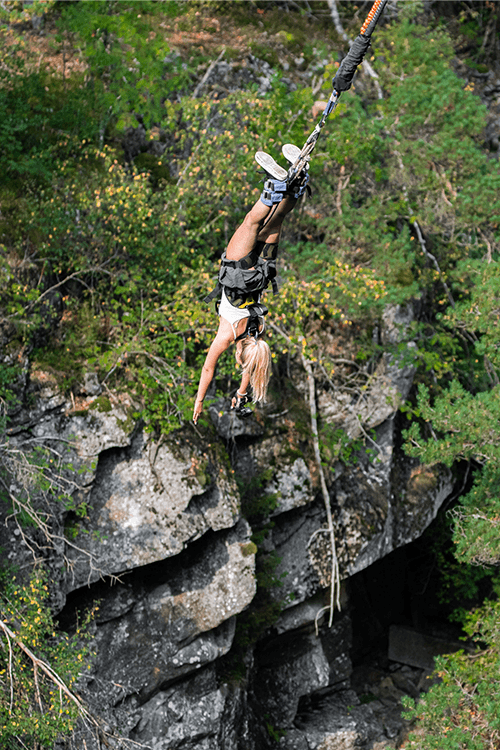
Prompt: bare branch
<box><xmin>9</xmin><ymin>264</ymin><xmax>113</xmax><ymax>319</ymax></box>
<box><xmin>192</xmin><ymin>46</ymin><xmax>226</xmax><ymax>99</ymax></box>
<box><xmin>303</xmin><ymin>356</ymin><xmax>341</xmax><ymax>626</ymax></box>
<box><xmin>0</xmin><ymin>618</ymin><xmax>92</xmax><ymax>722</ymax></box>
<box><xmin>268</xmin><ymin>320</ymin><xmax>341</xmax><ymax>624</ymax></box>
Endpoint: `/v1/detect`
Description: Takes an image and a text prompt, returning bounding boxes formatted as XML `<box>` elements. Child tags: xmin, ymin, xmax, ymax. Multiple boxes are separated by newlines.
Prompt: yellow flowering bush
<box><xmin>0</xmin><ymin>569</ymin><xmax>94</xmax><ymax>748</ymax></box>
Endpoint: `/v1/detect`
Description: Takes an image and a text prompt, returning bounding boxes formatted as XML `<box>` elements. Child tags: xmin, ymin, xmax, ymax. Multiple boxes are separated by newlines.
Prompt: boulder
<box><xmin>294</xmin><ymin>690</ymin><xmax>382</xmax><ymax>750</ymax></box>
<box><xmin>209</xmin><ymin>399</ymin><xmax>265</xmax><ymax>439</ymax></box>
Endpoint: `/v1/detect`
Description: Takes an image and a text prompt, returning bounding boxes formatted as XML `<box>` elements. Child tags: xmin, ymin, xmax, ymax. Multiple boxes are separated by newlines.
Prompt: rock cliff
<box><xmin>2</xmin><ymin>305</ymin><xmax>453</xmax><ymax>749</ymax></box>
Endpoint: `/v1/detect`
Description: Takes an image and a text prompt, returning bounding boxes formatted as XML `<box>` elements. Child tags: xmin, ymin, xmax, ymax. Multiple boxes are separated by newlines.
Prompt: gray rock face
<box><xmin>250</xmin><ymin>608</ymin><xmax>353</xmax><ymax>735</ymax></box>
<box><xmin>331</xmin><ymin>423</ymin><xmax>453</xmax><ymax>579</ymax></box>
<box><xmin>130</xmin><ymin>666</ymin><xmax>245</xmax><ymax>750</ymax></box>
<box><xmin>255</xmin><ymin>632</ymin><xmax>331</xmax><ymax>726</ymax></box>
<box><xmin>193</xmin><ymin>54</ymin><xmax>277</xmax><ymax>98</ymax></box>
<box><xmin>318</xmin><ymin>303</ymin><xmax>416</xmax><ymax>440</ymax></box>
<box><xmin>266</xmin><ymin>418</ymin><xmax>452</xmax><ymax>609</ymax></box>
<box><xmin>267</xmin><ymin>456</ymin><xmax>314</xmax><ymax>516</ymax></box>
<box><xmin>89</xmin><ymin>521</ymin><xmax>255</xmax><ymax>705</ymax></box>
<box><xmin>294</xmin><ymin>690</ymin><xmax>388</xmax><ymax>750</ymax></box>
<box><xmin>8</xmin><ymin>397</ymin><xmax>240</xmax><ymax>593</ymax></box>
<box><xmin>4</xmin><ymin>301</ymin><xmax>455</xmax><ymax>749</ymax></box>
<box><xmin>65</xmin><ymin>426</ymin><xmax>240</xmax><ymax>590</ymax></box>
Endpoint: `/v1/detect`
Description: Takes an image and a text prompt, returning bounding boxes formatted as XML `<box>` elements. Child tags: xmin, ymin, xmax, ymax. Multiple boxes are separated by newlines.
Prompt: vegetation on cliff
<box><xmin>1</xmin><ymin>0</ymin><xmax>500</xmax><ymax>747</ymax></box>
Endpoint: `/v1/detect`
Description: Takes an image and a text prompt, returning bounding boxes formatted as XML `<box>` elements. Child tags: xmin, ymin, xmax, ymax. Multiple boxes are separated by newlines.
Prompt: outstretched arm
<box><xmin>193</xmin><ymin>319</ymin><xmax>234</xmax><ymax>424</ymax></box>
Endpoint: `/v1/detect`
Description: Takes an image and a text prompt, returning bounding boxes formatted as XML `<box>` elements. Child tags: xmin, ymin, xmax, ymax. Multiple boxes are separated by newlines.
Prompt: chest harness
<box><xmin>234</xmin><ymin>301</ymin><xmax>268</xmax><ymax>342</ymax></box>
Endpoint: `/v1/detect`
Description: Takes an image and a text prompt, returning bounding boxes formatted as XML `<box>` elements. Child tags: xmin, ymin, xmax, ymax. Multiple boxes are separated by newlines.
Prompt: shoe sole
<box><xmin>255</xmin><ymin>151</ymin><xmax>288</xmax><ymax>181</ymax></box>
<box><xmin>282</xmin><ymin>143</ymin><xmax>301</xmax><ymax>164</ymax></box>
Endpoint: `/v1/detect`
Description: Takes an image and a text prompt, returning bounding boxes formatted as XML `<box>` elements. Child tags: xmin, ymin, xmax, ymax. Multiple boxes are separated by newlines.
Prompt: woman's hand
<box><xmin>193</xmin><ymin>398</ymin><xmax>204</xmax><ymax>425</ymax></box>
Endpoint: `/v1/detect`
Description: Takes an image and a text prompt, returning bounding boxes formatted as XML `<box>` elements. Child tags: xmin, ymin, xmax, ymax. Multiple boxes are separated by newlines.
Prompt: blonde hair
<box><xmin>241</xmin><ymin>337</ymin><xmax>271</xmax><ymax>403</ymax></box>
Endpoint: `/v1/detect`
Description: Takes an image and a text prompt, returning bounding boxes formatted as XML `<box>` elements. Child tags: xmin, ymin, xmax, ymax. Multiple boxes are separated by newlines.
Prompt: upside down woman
<box><xmin>192</xmin><ymin>145</ymin><xmax>309</xmax><ymax>425</ymax></box>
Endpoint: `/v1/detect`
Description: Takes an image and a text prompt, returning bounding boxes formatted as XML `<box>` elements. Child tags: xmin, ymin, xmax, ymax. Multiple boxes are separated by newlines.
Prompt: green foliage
<box><xmin>0</xmin><ymin>364</ymin><xmax>22</xmax><ymax>407</ymax></box>
<box><xmin>237</xmin><ymin>469</ymin><xmax>278</xmax><ymax>522</ymax></box>
<box><xmin>404</xmin><ymin>258</ymin><xmax>500</xmax><ymax>566</ymax></box>
<box><xmin>265</xmin><ymin>715</ymin><xmax>286</xmax><ymax>743</ymax></box>
<box><xmin>0</xmin><ymin>568</ymin><xmax>94</xmax><ymax>749</ymax></box>
<box><xmin>403</xmin><ymin>598</ymin><xmax>500</xmax><ymax>749</ymax></box>
<box><xmin>57</xmin><ymin>1</ymin><xmax>193</xmax><ymax>131</ymax></box>
<box><xmin>0</xmin><ymin>38</ymin><xmax>95</xmax><ymax>188</ymax></box>
<box><xmin>455</xmin><ymin>3</ymin><xmax>500</xmax><ymax>65</ymax></box>
<box><xmin>292</xmin><ymin>16</ymin><xmax>494</xmax><ymax>304</ymax></box>
<box><xmin>6</xmin><ymin>5</ymin><xmax>495</xmax><ymax>441</ymax></box>
<box><xmin>319</xmin><ymin>423</ymin><xmax>360</xmax><ymax>467</ymax></box>
<box><xmin>450</xmin><ymin>465</ymin><xmax>500</xmax><ymax>568</ymax></box>
<box><xmin>421</xmin><ymin>513</ymin><xmax>499</xmax><ymax>625</ymax></box>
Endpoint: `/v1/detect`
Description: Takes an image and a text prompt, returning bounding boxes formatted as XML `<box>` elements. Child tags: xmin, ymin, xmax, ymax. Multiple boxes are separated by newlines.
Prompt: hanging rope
<box><xmin>287</xmin><ymin>0</ymin><xmax>388</xmax><ymax>184</ymax></box>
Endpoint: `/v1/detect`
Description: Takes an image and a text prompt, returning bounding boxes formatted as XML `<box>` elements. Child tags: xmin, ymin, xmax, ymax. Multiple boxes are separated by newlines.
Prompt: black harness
<box><xmin>234</xmin><ymin>302</ymin><xmax>268</xmax><ymax>343</ymax></box>
<box><xmin>204</xmin><ymin>241</ymin><xmax>279</xmax><ymax>308</ymax></box>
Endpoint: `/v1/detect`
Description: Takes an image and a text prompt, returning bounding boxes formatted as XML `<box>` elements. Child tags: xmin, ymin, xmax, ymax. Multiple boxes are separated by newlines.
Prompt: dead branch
<box><xmin>192</xmin><ymin>46</ymin><xmax>226</xmax><ymax>99</ymax></box>
<box><xmin>12</xmin><ymin>264</ymin><xmax>113</xmax><ymax>319</ymax></box>
<box><xmin>0</xmin><ymin>618</ymin><xmax>91</xmax><ymax>721</ymax></box>
<box><xmin>0</xmin><ymin>456</ymin><xmax>122</xmax><ymax>587</ymax></box>
<box><xmin>302</xmin><ymin>355</ymin><xmax>341</xmax><ymax>628</ymax></box>
<box><xmin>336</xmin><ymin>164</ymin><xmax>351</xmax><ymax>215</ymax></box>
<box><xmin>268</xmin><ymin>321</ymin><xmax>340</xmax><ymax>625</ymax></box>
<box><xmin>478</xmin><ymin>228</ymin><xmax>493</xmax><ymax>264</ymax></box>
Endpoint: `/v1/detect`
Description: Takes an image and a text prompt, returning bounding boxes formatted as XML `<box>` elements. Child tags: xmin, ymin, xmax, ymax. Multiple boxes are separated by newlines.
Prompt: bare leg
<box><xmin>257</xmin><ymin>195</ymin><xmax>297</xmax><ymax>244</ymax></box>
<box><xmin>226</xmin><ymin>195</ymin><xmax>297</xmax><ymax>262</ymax></box>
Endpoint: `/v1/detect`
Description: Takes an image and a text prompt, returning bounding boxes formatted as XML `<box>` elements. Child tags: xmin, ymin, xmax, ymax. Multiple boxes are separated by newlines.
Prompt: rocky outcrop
<box><xmin>1</xmin><ymin>304</ymin><xmax>456</xmax><ymax>749</ymax></box>
<box><xmin>64</xmin><ymin>425</ymin><xmax>240</xmax><ymax>591</ymax></box>
<box><xmin>192</xmin><ymin>54</ymin><xmax>287</xmax><ymax>99</ymax></box>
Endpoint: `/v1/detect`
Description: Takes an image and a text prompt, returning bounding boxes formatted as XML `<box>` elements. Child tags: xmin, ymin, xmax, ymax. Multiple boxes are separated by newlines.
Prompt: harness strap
<box><xmin>204</xmin><ymin>280</ymin><xmax>222</xmax><ymax>304</ymax></box>
<box><xmin>203</xmin><ymin>243</ymin><xmax>280</xmax><ymax>304</ymax></box>
<box><xmin>256</xmin><ymin>241</ymin><xmax>279</xmax><ymax>261</ymax></box>
<box><xmin>234</xmin><ymin>303</ymin><xmax>268</xmax><ymax>343</ymax></box>
<box><xmin>221</xmin><ymin>248</ymin><xmax>260</xmax><ymax>271</ymax></box>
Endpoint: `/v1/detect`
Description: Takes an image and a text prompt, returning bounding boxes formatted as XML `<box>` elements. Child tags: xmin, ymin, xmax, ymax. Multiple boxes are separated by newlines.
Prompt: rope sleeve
<box><xmin>331</xmin><ymin>33</ymin><xmax>371</xmax><ymax>92</ymax></box>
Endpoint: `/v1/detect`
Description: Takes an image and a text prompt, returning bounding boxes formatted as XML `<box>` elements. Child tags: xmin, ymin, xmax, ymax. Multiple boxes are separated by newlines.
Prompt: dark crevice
<box><xmin>57</xmin><ymin>523</ymin><xmax>235</xmax><ymax>632</ymax></box>
<box><xmin>185</xmin><ymin>484</ymin><xmax>221</xmax><ymax>516</ymax></box>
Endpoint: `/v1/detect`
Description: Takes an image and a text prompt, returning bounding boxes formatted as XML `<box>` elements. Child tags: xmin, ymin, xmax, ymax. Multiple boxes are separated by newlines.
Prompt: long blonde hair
<box><xmin>241</xmin><ymin>337</ymin><xmax>271</xmax><ymax>402</ymax></box>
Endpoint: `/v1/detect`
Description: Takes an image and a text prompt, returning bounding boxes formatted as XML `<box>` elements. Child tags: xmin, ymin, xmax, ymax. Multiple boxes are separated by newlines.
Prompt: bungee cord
<box><xmin>287</xmin><ymin>0</ymin><xmax>388</xmax><ymax>184</ymax></box>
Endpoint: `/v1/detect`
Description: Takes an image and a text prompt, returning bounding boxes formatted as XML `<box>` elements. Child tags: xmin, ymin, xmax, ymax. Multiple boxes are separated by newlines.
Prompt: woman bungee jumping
<box><xmin>191</xmin><ymin>0</ymin><xmax>389</xmax><ymax>425</ymax></box>
<box><xmin>192</xmin><ymin>145</ymin><xmax>309</xmax><ymax>425</ymax></box>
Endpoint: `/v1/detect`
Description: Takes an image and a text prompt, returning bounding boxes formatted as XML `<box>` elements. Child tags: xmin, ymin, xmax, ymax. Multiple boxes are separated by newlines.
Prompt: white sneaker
<box><xmin>282</xmin><ymin>143</ymin><xmax>301</xmax><ymax>164</ymax></box>
<box><xmin>255</xmin><ymin>151</ymin><xmax>288</xmax><ymax>181</ymax></box>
